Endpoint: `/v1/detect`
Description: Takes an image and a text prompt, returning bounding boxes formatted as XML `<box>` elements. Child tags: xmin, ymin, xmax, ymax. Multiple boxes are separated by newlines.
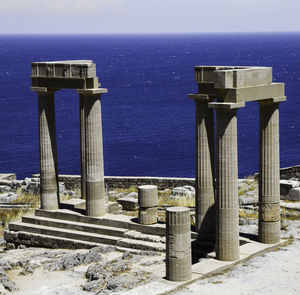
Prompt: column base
<box><xmin>216</xmin><ymin>208</ymin><xmax>239</xmax><ymax>261</ymax></box>
<box><xmin>86</xmin><ymin>180</ymin><xmax>106</xmax><ymax>217</ymax></box>
<box><xmin>40</xmin><ymin>193</ymin><xmax>59</xmax><ymax>210</ymax></box>
<box><xmin>259</xmin><ymin>220</ymin><xmax>280</xmax><ymax>244</ymax></box>
<box><xmin>166</xmin><ymin>256</ymin><xmax>192</xmax><ymax>282</ymax></box>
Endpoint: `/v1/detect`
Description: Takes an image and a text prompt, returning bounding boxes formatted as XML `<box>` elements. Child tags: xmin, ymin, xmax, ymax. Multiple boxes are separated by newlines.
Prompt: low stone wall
<box><xmin>29</xmin><ymin>165</ymin><xmax>300</xmax><ymax>191</ymax></box>
<box><xmin>32</xmin><ymin>174</ymin><xmax>195</xmax><ymax>190</ymax></box>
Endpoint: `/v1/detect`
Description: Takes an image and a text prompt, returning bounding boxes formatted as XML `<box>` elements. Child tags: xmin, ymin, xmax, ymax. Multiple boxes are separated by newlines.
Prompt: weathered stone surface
<box><xmin>166</xmin><ymin>207</ymin><xmax>191</xmax><ymax>282</ymax></box>
<box><xmin>117</xmin><ymin>196</ymin><xmax>138</xmax><ymax>211</ymax></box>
<box><xmin>259</xmin><ymin>203</ymin><xmax>280</xmax><ymax>222</ymax></box>
<box><xmin>283</xmin><ymin>187</ymin><xmax>300</xmax><ymax>201</ymax></box>
<box><xmin>138</xmin><ymin>185</ymin><xmax>158</xmax><ymax>207</ymax></box>
<box><xmin>45</xmin><ymin>249</ymin><xmax>102</xmax><ymax>271</ymax></box>
<box><xmin>170</xmin><ymin>186</ymin><xmax>195</xmax><ymax>199</ymax></box>
<box><xmin>138</xmin><ymin>207</ymin><xmax>157</xmax><ymax>225</ymax></box>
<box><xmin>280</xmin><ymin>179</ymin><xmax>300</xmax><ymax>201</ymax></box>
<box><xmin>0</xmin><ymin>186</ymin><xmax>10</xmax><ymax>193</ymax></box>
<box><xmin>0</xmin><ymin>193</ymin><xmax>17</xmax><ymax>203</ymax></box>
<box><xmin>239</xmin><ymin>195</ymin><xmax>258</xmax><ymax>205</ymax></box>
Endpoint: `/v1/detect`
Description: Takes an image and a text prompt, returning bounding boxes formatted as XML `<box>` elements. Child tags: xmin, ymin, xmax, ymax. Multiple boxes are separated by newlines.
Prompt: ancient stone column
<box><xmin>138</xmin><ymin>185</ymin><xmax>158</xmax><ymax>225</ymax></box>
<box><xmin>32</xmin><ymin>87</ymin><xmax>59</xmax><ymax>210</ymax></box>
<box><xmin>259</xmin><ymin>100</ymin><xmax>282</xmax><ymax>243</ymax></box>
<box><xmin>166</xmin><ymin>207</ymin><xmax>192</xmax><ymax>282</ymax></box>
<box><xmin>77</xmin><ymin>88</ymin><xmax>107</xmax><ymax>217</ymax></box>
<box><xmin>193</xmin><ymin>96</ymin><xmax>215</xmax><ymax>237</ymax></box>
<box><xmin>79</xmin><ymin>94</ymin><xmax>86</xmax><ymax>200</ymax></box>
<box><xmin>211</xmin><ymin>103</ymin><xmax>244</xmax><ymax>261</ymax></box>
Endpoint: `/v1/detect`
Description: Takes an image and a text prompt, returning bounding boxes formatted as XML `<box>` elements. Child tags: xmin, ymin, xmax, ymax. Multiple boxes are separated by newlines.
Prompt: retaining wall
<box><xmin>31</xmin><ymin>165</ymin><xmax>300</xmax><ymax>190</ymax></box>
<box><xmin>32</xmin><ymin>174</ymin><xmax>195</xmax><ymax>190</ymax></box>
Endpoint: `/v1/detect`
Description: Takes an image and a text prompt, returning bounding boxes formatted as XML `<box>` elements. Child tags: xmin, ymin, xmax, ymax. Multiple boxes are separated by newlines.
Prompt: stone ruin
<box><xmin>189</xmin><ymin>66</ymin><xmax>285</xmax><ymax>260</ymax></box>
<box><xmin>4</xmin><ymin>62</ymin><xmax>286</xmax><ymax>286</ymax></box>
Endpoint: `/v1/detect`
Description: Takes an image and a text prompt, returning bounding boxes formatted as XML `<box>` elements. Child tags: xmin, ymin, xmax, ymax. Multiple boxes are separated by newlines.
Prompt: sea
<box><xmin>0</xmin><ymin>33</ymin><xmax>299</xmax><ymax>180</ymax></box>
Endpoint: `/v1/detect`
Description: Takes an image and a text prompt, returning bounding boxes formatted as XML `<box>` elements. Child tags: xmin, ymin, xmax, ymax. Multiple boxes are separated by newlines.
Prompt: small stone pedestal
<box><xmin>166</xmin><ymin>207</ymin><xmax>192</xmax><ymax>282</ymax></box>
<box><xmin>138</xmin><ymin>185</ymin><xmax>158</xmax><ymax>225</ymax></box>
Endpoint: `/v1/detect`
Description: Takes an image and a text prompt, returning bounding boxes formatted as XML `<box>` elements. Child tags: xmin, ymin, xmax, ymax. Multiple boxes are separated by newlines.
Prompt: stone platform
<box><xmin>120</xmin><ymin>238</ymin><xmax>288</xmax><ymax>295</ymax></box>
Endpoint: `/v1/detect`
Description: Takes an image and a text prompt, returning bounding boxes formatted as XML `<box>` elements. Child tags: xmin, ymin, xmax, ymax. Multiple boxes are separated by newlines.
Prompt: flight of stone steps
<box><xmin>4</xmin><ymin>209</ymin><xmax>216</xmax><ymax>256</ymax></box>
<box><xmin>4</xmin><ymin>209</ymin><xmax>167</xmax><ymax>252</ymax></box>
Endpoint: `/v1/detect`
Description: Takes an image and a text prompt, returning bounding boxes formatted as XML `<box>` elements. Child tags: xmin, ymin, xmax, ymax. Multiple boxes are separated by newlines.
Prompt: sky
<box><xmin>0</xmin><ymin>0</ymin><xmax>299</xmax><ymax>34</ymax></box>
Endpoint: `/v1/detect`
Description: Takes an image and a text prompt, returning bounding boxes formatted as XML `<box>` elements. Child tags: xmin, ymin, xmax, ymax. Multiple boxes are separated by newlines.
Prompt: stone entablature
<box><xmin>31</xmin><ymin>60</ymin><xmax>99</xmax><ymax>90</ymax></box>
<box><xmin>192</xmin><ymin>66</ymin><xmax>285</xmax><ymax>103</ymax></box>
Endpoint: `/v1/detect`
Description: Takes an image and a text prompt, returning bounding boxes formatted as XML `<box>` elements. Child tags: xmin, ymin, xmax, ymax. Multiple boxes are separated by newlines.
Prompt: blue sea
<box><xmin>0</xmin><ymin>33</ymin><xmax>299</xmax><ymax>180</ymax></box>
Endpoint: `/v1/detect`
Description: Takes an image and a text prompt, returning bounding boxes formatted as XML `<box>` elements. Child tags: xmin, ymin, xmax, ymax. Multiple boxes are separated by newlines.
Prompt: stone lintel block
<box><xmin>138</xmin><ymin>207</ymin><xmax>157</xmax><ymax>225</ymax></box>
<box><xmin>138</xmin><ymin>185</ymin><xmax>158</xmax><ymax>207</ymax></box>
<box><xmin>259</xmin><ymin>96</ymin><xmax>286</xmax><ymax>104</ymax></box>
<box><xmin>216</xmin><ymin>83</ymin><xmax>285</xmax><ymax>103</ymax></box>
<box><xmin>259</xmin><ymin>221</ymin><xmax>280</xmax><ymax>244</ymax></box>
<box><xmin>259</xmin><ymin>203</ymin><xmax>280</xmax><ymax>222</ymax></box>
<box><xmin>31</xmin><ymin>60</ymin><xmax>96</xmax><ymax>78</ymax></box>
<box><xmin>77</xmin><ymin>88</ymin><xmax>108</xmax><ymax>95</ymax></box>
<box><xmin>30</xmin><ymin>87</ymin><xmax>59</xmax><ymax>93</ymax></box>
<box><xmin>194</xmin><ymin>66</ymin><xmax>272</xmax><ymax>88</ymax></box>
<box><xmin>31</xmin><ymin>76</ymin><xmax>99</xmax><ymax>90</ymax></box>
<box><xmin>214</xmin><ymin>67</ymin><xmax>272</xmax><ymax>88</ymax></box>
<box><xmin>208</xmin><ymin>101</ymin><xmax>245</xmax><ymax>110</ymax></box>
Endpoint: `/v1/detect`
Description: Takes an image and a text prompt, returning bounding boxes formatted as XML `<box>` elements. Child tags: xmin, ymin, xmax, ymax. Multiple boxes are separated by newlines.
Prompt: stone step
<box><xmin>7</xmin><ymin>221</ymin><xmax>165</xmax><ymax>252</ymax></box>
<box><xmin>9</xmin><ymin>222</ymin><xmax>121</xmax><ymax>246</ymax></box>
<box><xmin>35</xmin><ymin>209</ymin><xmax>166</xmax><ymax>236</ymax></box>
<box><xmin>22</xmin><ymin>216</ymin><xmax>128</xmax><ymax>237</ymax></box>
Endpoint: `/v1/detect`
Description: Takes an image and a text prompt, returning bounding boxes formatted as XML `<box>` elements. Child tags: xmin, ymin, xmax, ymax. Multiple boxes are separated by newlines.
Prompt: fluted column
<box><xmin>210</xmin><ymin>102</ymin><xmax>244</xmax><ymax>261</ymax></box>
<box><xmin>259</xmin><ymin>100</ymin><xmax>282</xmax><ymax>243</ymax></box>
<box><xmin>166</xmin><ymin>207</ymin><xmax>192</xmax><ymax>282</ymax></box>
<box><xmin>32</xmin><ymin>87</ymin><xmax>59</xmax><ymax>210</ymax></box>
<box><xmin>194</xmin><ymin>97</ymin><xmax>215</xmax><ymax>237</ymax></box>
<box><xmin>78</xmin><ymin>88</ymin><xmax>107</xmax><ymax>217</ymax></box>
<box><xmin>79</xmin><ymin>94</ymin><xmax>86</xmax><ymax>200</ymax></box>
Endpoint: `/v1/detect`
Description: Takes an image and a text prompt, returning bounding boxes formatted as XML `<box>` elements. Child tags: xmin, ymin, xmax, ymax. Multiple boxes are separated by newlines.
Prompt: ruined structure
<box><xmin>3</xmin><ymin>62</ymin><xmax>287</xmax><ymax>288</ymax></box>
<box><xmin>138</xmin><ymin>185</ymin><xmax>158</xmax><ymax>225</ymax></box>
<box><xmin>31</xmin><ymin>60</ymin><xmax>107</xmax><ymax>217</ymax></box>
<box><xmin>166</xmin><ymin>207</ymin><xmax>192</xmax><ymax>281</ymax></box>
<box><xmin>189</xmin><ymin>66</ymin><xmax>285</xmax><ymax>260</ymax></box>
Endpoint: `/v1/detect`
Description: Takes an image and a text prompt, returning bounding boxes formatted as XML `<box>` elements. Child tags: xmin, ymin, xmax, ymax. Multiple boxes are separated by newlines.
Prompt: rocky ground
<box><xmin>0</xmin><ymin>242</ymin><xmax>164</xmax><ymax>295</ymax></box>
<box><xmin>0</xmin><ymin>177</ymin><xmax>299</xmax><ymax>294</ymax></box>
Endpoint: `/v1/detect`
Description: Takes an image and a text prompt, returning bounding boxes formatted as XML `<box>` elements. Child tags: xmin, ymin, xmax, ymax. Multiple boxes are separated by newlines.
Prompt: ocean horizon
<box><xmin>0</xmin><ymin>33</ymin><xmax>299</xmax><ymax>179</ymax></box>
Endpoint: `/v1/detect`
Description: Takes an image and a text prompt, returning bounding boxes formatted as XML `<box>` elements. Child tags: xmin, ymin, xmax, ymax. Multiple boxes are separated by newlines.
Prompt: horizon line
<box><xmin>0</xmin><ymin>31</ymin><xmax>300</xmax><ymax>36</ymax></box>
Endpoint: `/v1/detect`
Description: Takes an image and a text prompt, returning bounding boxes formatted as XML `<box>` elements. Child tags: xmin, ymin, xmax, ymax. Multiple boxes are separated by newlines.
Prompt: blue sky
<box><xmin>0</xmin><ymin>0</ymin><xmax>299</xmax><ymax>34</ymax></box>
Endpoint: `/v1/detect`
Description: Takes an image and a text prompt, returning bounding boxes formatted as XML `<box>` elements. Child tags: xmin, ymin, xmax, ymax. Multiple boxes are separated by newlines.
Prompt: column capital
<box><xmin>30</xmin><ymin>87</ymin><xmax>60</xmax><ymax>94</ymax></box>
<box><xmin>208</xmin><ymin>101</ymin><xmax>245</xmax><ymax>110</ymax></box>
<box><xmin>188</xmin><ymin>93</ymin><xmax>215</xmax><ymax>103</ymax></box>
<box><xmin>258</xmin><ymin>96</ymin><xmax>286</xmax><ymax>106</ymax></box>
<box><xmin>77</xmin><ymin>88</ymin><xmax>108</xmax><ymax>95</ymax></box>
